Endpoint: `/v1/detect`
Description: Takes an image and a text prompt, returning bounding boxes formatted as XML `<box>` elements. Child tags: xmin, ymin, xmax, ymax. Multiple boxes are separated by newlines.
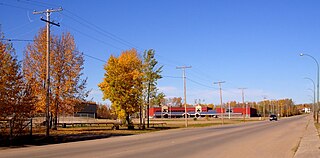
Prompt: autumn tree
<box><xmin>142</xmin><ymin>49</ymin><xmax>163</xmax><ymax>128</ymax></box>
<box><xmin>99</xmin><ymin>49</ymin><xmax>143</xmax><ymax>128</ymax></box>
<box><xmin>96</xmin><ymin>104</ymin><xmax>114</xmax><ymax>119</ymax></box>
<box><xmin>151</xmin><ymin>92</ymin><xmax>166</xmax><ymax>107</ymax></box>
<box><xmin>23</xmin><ymin>28</ymin><xmax>88</xmax><ymax>129</ymax></box>
<box><xmin>168</xmin><ymin>97</ymin><xmax>182</xmax><ymax>107</ymax></box>
<box><xmin>0</xmin><ymin>34</ymin><xmax>36</xmax><ymax>120</ymax></box>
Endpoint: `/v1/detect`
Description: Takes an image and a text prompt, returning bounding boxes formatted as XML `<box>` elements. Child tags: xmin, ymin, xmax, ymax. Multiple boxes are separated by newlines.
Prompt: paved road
<box><xmin>0</xmin><ymin>115</ymin><xmax>308</xmax><ymax>158</ymax></box>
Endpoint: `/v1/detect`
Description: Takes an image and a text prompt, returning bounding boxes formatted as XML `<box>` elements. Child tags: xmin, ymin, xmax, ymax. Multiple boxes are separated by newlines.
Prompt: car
<box><xmin>269</xmin><ymin>114</ymin><xmax>277</xmax><ymax>121</ymax></box>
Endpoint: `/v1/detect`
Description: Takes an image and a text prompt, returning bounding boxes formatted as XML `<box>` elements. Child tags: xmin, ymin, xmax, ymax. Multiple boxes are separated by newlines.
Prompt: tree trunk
<box><xmin>139</xmin><ymin>105</ymin><xmax>142</xmax><ymax>129</ymax></box>
<box><xmin>126</xmin><ymin>113</ymin><xmax>133</xmax><ymax>130</ymax></box>
<box><xmin>52</xmin><ymin>101</ymin><xmax>58</xmax><ymax>130</ymax></box>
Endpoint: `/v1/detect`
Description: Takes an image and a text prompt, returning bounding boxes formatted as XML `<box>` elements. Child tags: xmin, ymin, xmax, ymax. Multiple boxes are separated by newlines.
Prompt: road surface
<box><xmin>0</xmin><ymin>115</ymin><xmax>309</xmax><ymax>158</ymax></box>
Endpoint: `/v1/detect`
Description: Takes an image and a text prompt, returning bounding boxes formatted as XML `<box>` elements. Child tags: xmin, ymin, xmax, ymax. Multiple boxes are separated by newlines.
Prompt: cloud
<box><xmin>158</xmin><ymin>86</ymin><xmax>181</xmax><ymax>98</ymax></box>
<box><xmin>89</xmin><ymin>89</ymin><xmax>102</xmax><ymax>95</ymax></box>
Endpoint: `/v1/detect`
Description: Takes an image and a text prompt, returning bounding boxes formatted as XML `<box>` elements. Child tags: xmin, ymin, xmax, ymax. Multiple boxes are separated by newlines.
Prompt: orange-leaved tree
<box><xmin>0</xmin><ymin>33</ymin><xmax>36</xmax><ymax>120</ymax></box>
<box><xmin>23</xmin><ymin>28</ymin><xmax>88</xmax><ymax>129</ymax></box>
<box><xmin>99</xmin><ymin>49</ymin><xmax>143</xmax><ymax>128</ymax></box>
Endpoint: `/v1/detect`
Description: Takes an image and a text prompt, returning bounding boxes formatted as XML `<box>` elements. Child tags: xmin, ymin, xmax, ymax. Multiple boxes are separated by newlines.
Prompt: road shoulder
<box><xmin>294</xmin><ymin>115</ymin><xmax>320</xmax><ymax>158</ymax></box>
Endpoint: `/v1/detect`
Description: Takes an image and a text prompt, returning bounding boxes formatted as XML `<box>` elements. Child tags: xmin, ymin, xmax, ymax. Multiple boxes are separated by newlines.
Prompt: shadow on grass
<box><xmin>0</xmin><ymin>133</ymin><xmax>132</xmax><ymax>148</ymax></box>
<box><xmin>0</xmin><ymin>127</ymin><xmax>175</xmax><ymax>148</ymax></box>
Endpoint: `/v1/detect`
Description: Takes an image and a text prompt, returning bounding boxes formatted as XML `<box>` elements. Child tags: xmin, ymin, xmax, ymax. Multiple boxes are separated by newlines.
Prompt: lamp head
<box><xmin>300</xmin><ymin>53</ymin><xmax>304</xmax><ymax>56</ymax></box>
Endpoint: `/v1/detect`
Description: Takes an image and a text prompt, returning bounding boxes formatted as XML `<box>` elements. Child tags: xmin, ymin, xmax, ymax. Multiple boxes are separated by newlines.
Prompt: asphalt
<box><xmin>294</xmin><ymin>115</ymin><xmax>320</xmax><ymax>158</ymax></box>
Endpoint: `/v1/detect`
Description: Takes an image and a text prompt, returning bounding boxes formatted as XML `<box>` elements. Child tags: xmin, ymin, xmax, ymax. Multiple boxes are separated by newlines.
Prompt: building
<box><xmin>75</xmin><ymin>102</ymin><xmax>97</xmax><ymax>118</ymax></box>
<box><xmin>149</xmin><ymin>105</ymin><xmax>257</xmax><ymax>118</ymax></box>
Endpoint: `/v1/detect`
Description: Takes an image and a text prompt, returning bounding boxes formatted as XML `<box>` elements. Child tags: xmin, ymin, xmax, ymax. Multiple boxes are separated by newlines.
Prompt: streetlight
<box><xmin>300</xmin><ymin>53</ymin><xmax>319</xmax><ymax>123</ymax></box>
<box><xmin>304</xmin><ymin>77</ymin><xmax>316</xmax><ymax>119</ymax></box>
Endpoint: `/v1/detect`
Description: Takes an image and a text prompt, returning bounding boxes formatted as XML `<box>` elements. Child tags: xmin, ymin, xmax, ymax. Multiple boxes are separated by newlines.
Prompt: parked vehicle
<box><xmin>269</xmin><ymin>114</ymin><xmax>277</xmax><ymax>121</ymax></box>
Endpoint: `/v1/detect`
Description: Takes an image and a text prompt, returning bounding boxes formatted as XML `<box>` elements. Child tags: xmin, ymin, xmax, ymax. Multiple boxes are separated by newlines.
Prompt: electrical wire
<box><xmin>0</xmin><ymin>2</ymin><xmax>33</xmax><ymax>10</ymax></box>
<box><xmin>0</xmin><ymin>38</ymin><xmax>34</xmax><ymax>42</ymax></box>
<box><xmin>83</xmin><ymin>54</ymin><xmax>107</xmax><ymax>63</ymax></box>
<box><xmin>24</xmin><ymin>0</ymin><xmax>60</xmax><ymax>8</ymax></box>
<box><xmin>162</xmin><ymin>75</ymin><xmax>182</xmax><ymax>79</ymax></box>
<box><xmin>61</xmin><ymin>23</ymin><xmax>124</xmax><ymax>51</ymax></box>
<box><xmin>19</xmin><ymin>0</ymin><xmax>140</xmax><ymax>50</ymax></box>
<box><xmin>63</xmin><ymin>10</ymin><xmax>141</xmax><ymax>50</ymax></box>
<box><xmin>186</xmin><ymin>77</ymin><xmax>218</xmax><ymax>90</ymax></box>
<box><xmin>16</xmin><ymin>0</ymin><xmax>50</xmax><ymax>9</ymax></box>
<box><xmin>13</xmin><ymin>0</ymin><xmax>244</xmax><ymax>95</ymax></box>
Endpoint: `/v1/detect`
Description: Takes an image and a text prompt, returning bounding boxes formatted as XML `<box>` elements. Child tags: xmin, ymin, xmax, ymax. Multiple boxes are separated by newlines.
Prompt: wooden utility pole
<box><xmin>176</xmin><ymin>66</ymin><xmax>191</xmax><ymax>128</ymax></box>
<box><xmin>263</xmin><ymin>96</ymin><xmax>267</xmax><ymax>120</ymax></box>
<box><xmin>239</xmin><ymin>88</ymin><xmax>247</xmax><ymax>123</ymax></box>
<box><xmin>214</xmin><ymin>81</ymin><xmax>225</xmax><ymax>125</ymax></box>
<box><xmin>33</xmin><ymin>7</ymin><xmax>62</xmax><ymax>137</ymax></box>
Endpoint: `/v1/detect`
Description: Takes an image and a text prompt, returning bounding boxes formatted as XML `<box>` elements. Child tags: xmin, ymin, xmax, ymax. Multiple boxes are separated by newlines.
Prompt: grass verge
<box><xmin>315</xmin><ymin>123</ymin><xmax>320</xmax><ymax>139</ymax></box>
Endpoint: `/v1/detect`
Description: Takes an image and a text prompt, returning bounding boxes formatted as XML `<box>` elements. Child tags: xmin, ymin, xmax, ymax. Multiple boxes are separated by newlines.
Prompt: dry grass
<box><xmin>315</xmin><ymin>123</ymin><xmax>320</xmax><ymax>139</ymax></box>
<box><xmin>149</xmin><ymin>117</ymin><xmax>262</xmax><ymax>128</ymax></box>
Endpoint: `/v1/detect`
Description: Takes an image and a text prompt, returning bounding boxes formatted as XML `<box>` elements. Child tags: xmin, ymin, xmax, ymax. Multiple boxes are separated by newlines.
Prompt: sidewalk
<box><xmin>294</xmin><ymin>116</ymin><xmax>320</xmax><ymax>158</ymax></box>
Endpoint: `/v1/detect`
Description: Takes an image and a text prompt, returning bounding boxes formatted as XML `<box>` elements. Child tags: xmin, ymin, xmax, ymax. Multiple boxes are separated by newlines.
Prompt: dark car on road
<box><xmin>269</xmin><ymin>114</ymin><xmax>277</xmax><ymax>121</ymax></box>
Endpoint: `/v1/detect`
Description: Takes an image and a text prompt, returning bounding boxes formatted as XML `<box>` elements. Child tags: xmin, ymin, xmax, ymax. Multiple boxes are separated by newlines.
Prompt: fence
<box><xmin>0</xmin><ymin>116</ymin><xmax>33</xmax><ymax>145</ymax></box>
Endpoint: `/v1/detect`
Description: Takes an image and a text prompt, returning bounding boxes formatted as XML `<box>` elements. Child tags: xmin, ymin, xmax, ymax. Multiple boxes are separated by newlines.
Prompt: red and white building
<box><xmin>149</xmin><ymin>105</ymin><xmax>257</xmax><ymax>118</ymax></box>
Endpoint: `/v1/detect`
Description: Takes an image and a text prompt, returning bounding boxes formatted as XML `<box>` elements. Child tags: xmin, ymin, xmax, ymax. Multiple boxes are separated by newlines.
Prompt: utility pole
<box><xmin>214</xmin><ymin>81</ymin><xmax>225</xmax><ymax>125</ymax></box>
<box><xmin>147</xmin><ymin>82</ymin><xmax>150</xmax><ymax>128</ymax></box>
<box><xmin>176</xmin><ymin>66</ymin><xmax>191</xmax><ymax>128</ymax></box>
<box><xmin>262</xmin><ymin>96</ymin><xmax>267</xmax><ymax>120</ymax></box>
<box><xmin>277</xmin><ymin>100</ymin><xmax>280</xmax><ymax>119</ymax></box>
<box><xmin>239</xmin><ymin>88</ymin><xmax>247</xmax><ymax>122</ymax></box>
<box><xmin>33</xmin><ymin>8</ymin><xmax>62</xmax><ymax>137</ymax></box>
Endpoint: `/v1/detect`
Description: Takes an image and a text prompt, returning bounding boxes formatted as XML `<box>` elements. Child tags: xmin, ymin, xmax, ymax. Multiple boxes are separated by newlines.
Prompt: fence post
<box><xmin>30</xmin><ymin>118</ymin><xmax>32</xmax><ymax>138</ymax></box>
<box><xmin>9</xmin><ymin>119</ymin><xmax>13</xmax><ymax>141</ymax></box>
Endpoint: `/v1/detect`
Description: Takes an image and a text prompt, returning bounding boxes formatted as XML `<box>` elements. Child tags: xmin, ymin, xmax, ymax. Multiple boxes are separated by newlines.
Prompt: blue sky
<box><xmin>1</xmin><ymin>0</ymin><xmax>320</xmax><ymax>105</ymax></box>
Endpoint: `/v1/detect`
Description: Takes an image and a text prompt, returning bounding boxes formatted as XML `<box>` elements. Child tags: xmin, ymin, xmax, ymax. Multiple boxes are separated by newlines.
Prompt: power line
<box><xmin>22</xmin><ymin>0</ymin><xmax>141</xmax><ymax>49</ymax></box>
<box><xmin>17</xmin><ymin>0</ymin><xmax>51</xmax><ymax>9</ymax></box>
<box><xmin>186</xmin><ymin>77</ymin><xmax>217</xmax><ymax>90</ymax></box>
<box><xmin>162</xmin><ymin>75</ymin><xmax>182</xmax><ymax>79</ymax></box>
<box><xmin>62</xmin><ymin>10</ymin><xmax>141</xmax><ymax>50</ymax></box>
<box><xmin>14</xmin><ymin>0</ymin><xmax>244</xmax><ymax>96</ymax></box>
<box><xmin>0</xmin><ymin>2</ymin><xmax>33</xmax><ymax>10</ymax></box>
<box><xmin>83</xmin><ymin>54</ymin><xmax>107</xmax><ymax>63</ymax></box>
<box><xmin>61</xmin><ymin>23</ymin><xmax>124</xmax><ymax>51</ymax></box>
<box><xmin>1</xmin><ymin>36</ymin><xmax>108</xmax><ymax>64</ymax></box>
<box><xmin>18</xmin><ymin>0</ymin><xmax>139</xmax><ymax>50</ymax></box>
<box><xmin>24</xmin><ymin>0</ymin><xmax>60</xmax><ymax>8</ymax></box>
<box><xmin>0</xmin><ymin>38</ymin><xmax>34</xmax><ymax>42</ymax></box>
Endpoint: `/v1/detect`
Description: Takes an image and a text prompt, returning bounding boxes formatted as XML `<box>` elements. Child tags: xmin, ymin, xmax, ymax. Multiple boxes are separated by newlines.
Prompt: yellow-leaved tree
<box><xmin>99</xmin><ymin>49</ymin><xmax>143</xmax><ymax>128</ymax></box>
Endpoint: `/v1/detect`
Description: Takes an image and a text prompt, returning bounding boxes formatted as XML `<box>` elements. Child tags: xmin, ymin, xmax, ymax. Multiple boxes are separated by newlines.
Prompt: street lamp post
<box><xmin>300</xmin><ymin>53</ymin><xmax>319</xmax><ymax>123</ymax></box>
<box><xmin>304</xmin><ymin>77</ymin><xmax>316</xmax><ymax>120</ymax></box>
